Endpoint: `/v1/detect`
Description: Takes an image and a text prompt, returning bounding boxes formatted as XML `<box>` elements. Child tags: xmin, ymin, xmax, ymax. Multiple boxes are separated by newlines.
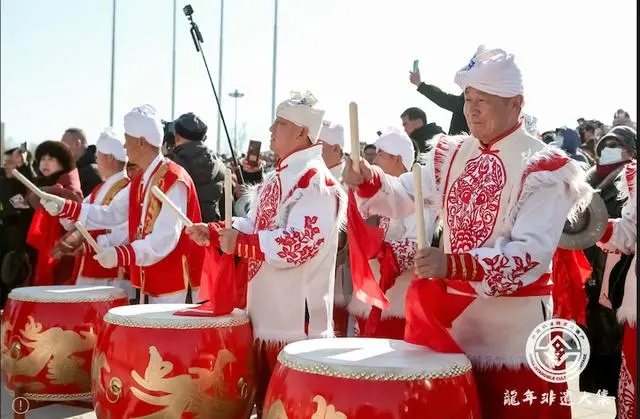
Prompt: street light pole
<box><xmin>109</xmin><ymin>0</ymin><xmax>117</xmax><ymax>126</ymax></box>
<box><xmin>229</xmin><ymin>89</ymin><xmax>245</xmax><ymax>152</ymax></box>
<box><xmin>216</xmin><ymin>0</ymin><xmax>225</xmax><ymax>154</ymax></box>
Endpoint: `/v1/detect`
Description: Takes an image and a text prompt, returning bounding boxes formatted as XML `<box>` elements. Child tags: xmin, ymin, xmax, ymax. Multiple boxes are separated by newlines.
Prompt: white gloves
<box><xmin>93</xmin><ymin>247</ymin><xmax>118</xmax><ymax>269</ymax></box>
<box><xmin>40</xmin><ymin>193</ymin><xmax>65</xmax><ymax>216</ymax></box>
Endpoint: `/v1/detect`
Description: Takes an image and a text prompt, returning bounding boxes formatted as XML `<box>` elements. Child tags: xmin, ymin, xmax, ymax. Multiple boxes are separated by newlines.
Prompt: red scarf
<box><xmin>363</xmin><ymin>241</ymin><xmax>401</xmax><ymax>336</ymax></box>
<box><xmin>346</xmin><ymin>189</ymin><xmax>388</xmax><ymax>309</ymax></box>
<box><xmin>551</xmin><ymin>248</ymin><xmax>591</xmax><ymax>325</ymax></box>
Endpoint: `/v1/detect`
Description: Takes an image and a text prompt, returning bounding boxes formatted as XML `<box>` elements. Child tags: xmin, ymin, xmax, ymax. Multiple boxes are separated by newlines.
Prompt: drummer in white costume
<box><xmin>343</xmin><ymin>46</ymin><xmax>592</xmax><ymax>418</ymax></box>
<box><xmin>58</xmin><ymin>128</ymin><xmax>133</xmax><ymax>299</ymax></box>
<box><xmin>187</xmin><ymin>91</ymin><xmax>347</xmax><ymax>417</ymax></box>
<box><xmin>40</xmin><ymin>105</ymin><xmax>207</xmax><ymax>304</ymax></box>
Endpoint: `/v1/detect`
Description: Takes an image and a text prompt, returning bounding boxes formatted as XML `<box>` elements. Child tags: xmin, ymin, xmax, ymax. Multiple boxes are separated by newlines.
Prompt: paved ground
<box><xmin>2</xmin><ymin>377</ymin><xmax>615</xmax><ymax>418</ymax></box>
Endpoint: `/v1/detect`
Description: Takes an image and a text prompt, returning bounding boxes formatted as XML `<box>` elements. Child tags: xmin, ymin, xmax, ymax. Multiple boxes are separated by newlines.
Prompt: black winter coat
<box><xmin>410</xmin><ymin>123</ymin><xmax>445</xmax><ymax>155</ymax></box>
<box><xmin>416</xmin><ymin>83</ymin><xmax>469</xmax><ymax>135</ymax></box>
<box><xmin>169</xmin><ymin>141</ymin><xmax>224</xmax><ymax>223</ymax></box>
<box><xmin>76</xmin><ymin>145</ymin><xmax>102</xmax><ymax>197</ymax></box>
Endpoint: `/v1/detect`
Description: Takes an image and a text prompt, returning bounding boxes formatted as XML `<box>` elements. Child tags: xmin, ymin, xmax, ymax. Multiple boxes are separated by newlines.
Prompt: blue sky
<box><xmin>1</xmin><ymin>0</ymin><xmax>637</xmax><ymax>154</ymax></box>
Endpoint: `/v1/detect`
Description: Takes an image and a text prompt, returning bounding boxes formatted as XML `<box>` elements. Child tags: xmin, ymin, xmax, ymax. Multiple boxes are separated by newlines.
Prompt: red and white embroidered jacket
<box><xmin>598</xmin><ymin>160</ymin><xmax>637</xmax><ymax>326</ymax></box>
<box><xmin>233</xmin><ymin>145</ymin><xmax>347</xmax><ymax>342</ymax></box>
<box><xmin>356</xmin><ymin>122</ymin><xmax>593</xmax><ymax>368</ymax></box>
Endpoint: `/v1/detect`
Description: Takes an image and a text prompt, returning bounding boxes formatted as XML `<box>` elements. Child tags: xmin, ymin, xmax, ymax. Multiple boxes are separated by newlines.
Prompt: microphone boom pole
<box><xmin>183</xmin><ymin>4</ymin><xmax>244</xmax><ymax>183</ymax></box>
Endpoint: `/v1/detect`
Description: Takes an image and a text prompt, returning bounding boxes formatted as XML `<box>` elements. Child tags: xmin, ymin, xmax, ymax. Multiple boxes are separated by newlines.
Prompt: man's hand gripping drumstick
<box><xmin>185</xmin><ymin>168</ymin><xmax>234</xmax><ymax>252</ymax></box>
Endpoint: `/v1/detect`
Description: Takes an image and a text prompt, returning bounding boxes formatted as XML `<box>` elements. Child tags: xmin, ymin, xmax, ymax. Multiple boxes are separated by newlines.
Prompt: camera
<box><xmin>161</xmin><ymin>120</ymin><xmax>176</xmax><ymax>153</ymax></box>
<box><xmin>183</xmin><ymin>5</ymin><xmax>194</xmax><ymax>17</ymax></box>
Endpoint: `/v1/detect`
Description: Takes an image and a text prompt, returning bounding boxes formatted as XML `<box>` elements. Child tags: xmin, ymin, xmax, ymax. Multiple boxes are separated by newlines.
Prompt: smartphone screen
<box><xmin>246</xmin><ymin>140</ymin><xmax>262</xmax><ymax>167</ymax></box>
<box><xmin>413</xmin><ymin>59</ymin><xmax>419</xmax><ymax>73</ymax></box>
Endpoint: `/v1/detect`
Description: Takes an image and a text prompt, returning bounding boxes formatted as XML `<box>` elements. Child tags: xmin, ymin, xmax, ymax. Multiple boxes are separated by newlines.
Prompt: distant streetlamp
<box><xmin>229</xmin><ymin>89</ymin><xmax>245</xmax><ymax>151</ymax></box>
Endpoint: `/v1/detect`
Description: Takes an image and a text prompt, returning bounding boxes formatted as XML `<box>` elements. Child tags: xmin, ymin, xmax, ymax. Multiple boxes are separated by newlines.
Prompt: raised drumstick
<box><xmin>412</xmin><ymin>164</ymin><xmax>427</xmax><ymax>249</ymax></box>
<box><xmin>73</xmin><ymin>221</ymin><xmax>103</xmax><ymax>254</ymax></box>
<box><xmin>11</xmin><ymin>169</ymin><xmax>46</xmax><ymax>199</ymax></box>
<box><xmin>349</xmin><ymin>102</ymin><xmax>360</xmax><ymax>173</ymax></box>
<box><xmin>151</xmin><ymin>186</ymin><xmax>194</xmax><ymax>228</ymax></box>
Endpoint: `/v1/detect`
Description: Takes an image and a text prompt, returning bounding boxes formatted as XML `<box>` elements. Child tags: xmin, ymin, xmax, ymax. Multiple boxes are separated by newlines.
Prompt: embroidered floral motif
<box><xmin>390</xmin><ymin>239</ymin><xmax>417</xmax><ymax>272</ymax></box>
<box><xmin>446</xmin><ymin>152</ymin><xmax>506</xmax><ymax>252</ymax></box>
<box><xmin>379</xmin><ymin>216</ymin><xmax>390</xmax><ymax>235</ymax></box>
<box><xmin>481</xmin><ymin>253</ymin><xmax>540</xmax><ymax>296</ymax></box>
<box><xmin>617</xmin><ymin>352</ymin><xmax>636</xmax><ymax>419</ymax></box>
<box><xmin>275</xmin><ymin>216</ymin><xmax>325</xmax><ymax>265</ymax></box>
<box><xmin>250</xmin><ymin>177</ymin><xmax>282</xmax><ymax>279</ymax></box>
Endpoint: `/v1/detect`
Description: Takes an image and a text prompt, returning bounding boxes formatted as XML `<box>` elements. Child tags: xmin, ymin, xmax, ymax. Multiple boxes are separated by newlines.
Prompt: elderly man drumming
<box><xmin>343</xmin><ymin>46</ymin><xmax>593</xmax><ymax>418</ymax></box>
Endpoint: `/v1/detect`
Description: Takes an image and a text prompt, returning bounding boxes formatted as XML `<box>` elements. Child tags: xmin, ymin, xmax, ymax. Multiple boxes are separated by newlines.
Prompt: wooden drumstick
<box><xmin>151</xmin><ymin>186</ymin><xmax>194</xmax><ymax>228</ymax></box>
<box><xmin>74</xmin><ymin>221</ymin><xmax>103</xmax><ymax>254</ymax></box>
<box><xmin>349</xmin><ymin>102</ymin><xmax>360</xmax><ymax>173</ymax></box>
<box><xmin>11</xmin><ymin>168</ymin><xmax>46</xmax><ymax>199</ymax></box>
<box><xmin>224</xmin><ymin>168</ymin><xmax>233</xmax><ymax>229</ymax></box>
<box><xmin>412</xmin><ymin>164</ymin><xmax>427</xmax><ymax>249</ymax></box>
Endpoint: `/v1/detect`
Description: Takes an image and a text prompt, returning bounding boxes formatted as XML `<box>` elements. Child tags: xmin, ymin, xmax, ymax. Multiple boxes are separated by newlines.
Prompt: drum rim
<box><xmin>277</xmin><ymin>340</ymin><xmax>473</xmax><ymax>381</ymax></box>
<box><xmin>4</xmin><ymin>387</ymin><xmax>92</xmax><ymax>402</ymax></box>
<box><xmin>8</xmin><ymin>285</ymin><xmax>128</xmax><ymax>303</ymax></box>
<box><xmin>103</xmin><ymin>307</ymin><xmax>250</xmax><ymax>329</ymax></box>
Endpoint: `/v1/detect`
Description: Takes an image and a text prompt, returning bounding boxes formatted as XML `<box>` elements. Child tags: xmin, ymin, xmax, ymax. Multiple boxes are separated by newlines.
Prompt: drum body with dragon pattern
<box><xmin>92</xmin><ymin>304</ymin><xmax>255</xmax><ymax>419</ymax></box>
<box><xmin>1</xmin><ymin>285</ymin><xmax>128</xmax><ymax>402</ymax></box>
<box><xmin>264</xmin><ymin>338</ymin><xmax>481</xmax><ymax>419</ymax></box>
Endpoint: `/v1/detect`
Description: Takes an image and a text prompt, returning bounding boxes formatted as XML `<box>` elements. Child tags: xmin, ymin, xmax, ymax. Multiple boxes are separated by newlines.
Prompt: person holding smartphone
<box><xmin>409</xmin><ymin>58</ymin><xmax>469</xmax><ymax>135</ymax></box>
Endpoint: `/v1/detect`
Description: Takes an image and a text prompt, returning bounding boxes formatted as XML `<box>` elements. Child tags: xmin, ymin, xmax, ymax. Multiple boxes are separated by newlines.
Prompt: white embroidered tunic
<box><xmin>234</xmin><ymin>145</ymin><xmax>347</xmax><ymax>342</ymax></box>
<box><xmin>357</xmin><ymin>124</ymin><xmax>592</xmax><ymax>368</ymax></box>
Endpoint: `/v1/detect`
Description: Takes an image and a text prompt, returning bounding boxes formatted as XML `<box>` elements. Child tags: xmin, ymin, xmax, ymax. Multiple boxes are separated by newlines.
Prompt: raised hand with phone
<box><xmin>410</xmin><ymin>58</ymin><xmax>422</xmax><ymax>87</ymax></box>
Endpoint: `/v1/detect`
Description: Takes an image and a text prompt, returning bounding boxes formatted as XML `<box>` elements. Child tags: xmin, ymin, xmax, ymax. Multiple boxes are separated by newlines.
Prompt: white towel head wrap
<box><xmin>454</xmin><ymin>45</ymin><xmax>524</xmax><ymax>98</ymax></box>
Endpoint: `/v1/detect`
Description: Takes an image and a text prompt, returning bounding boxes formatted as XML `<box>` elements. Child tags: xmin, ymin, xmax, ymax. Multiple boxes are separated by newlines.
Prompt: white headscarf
<box><xmin>454</xmin><ymin>45</ymin><xmax>523</xmax><ymax>98</ymax></box>
<box><xmin>96</xmin><ymin>127</ymin><xmax>127</xmax><ymax>162</ymax></box>
<box><xmin>123</xmin><ymin>104</ymin><xmax>164</xmax><ymax>147</ymax></box>
<box><xmin>318</xmin><ymin>120</ymin><xmax>345</xmax><ymax>149</ymax></box>
<box><xmin>275</xmin><ymin>91</ymin><xmax>325</xmax><ymax>143</ymax></box>
<box><xmin>375</xmin><ymin>128</ymin><xmax>415</xmax><ymax>171</ymax></box>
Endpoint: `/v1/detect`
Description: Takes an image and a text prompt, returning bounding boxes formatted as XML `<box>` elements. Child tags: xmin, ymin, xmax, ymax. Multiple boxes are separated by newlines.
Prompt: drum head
<box><xmin>279</xmin><ymin>338</ymin><xmax>471</xmax><ymax>380</ymax></box>
<box><xmin>8</xmin><ymin>285</ymin><xmax>128</xmax><ymax>303</ymax></box>
<box><xmin>104</xmin><ymin>304</ymin><xmax>250</xmax><ymax>329</ymax></box>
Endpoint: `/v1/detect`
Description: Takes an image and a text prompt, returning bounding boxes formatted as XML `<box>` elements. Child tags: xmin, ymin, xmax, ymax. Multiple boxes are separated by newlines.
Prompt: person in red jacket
<box><xmin>26</xmin><ymin>140</ymin><xmax>83</xmax><ymax>286</ymax></box>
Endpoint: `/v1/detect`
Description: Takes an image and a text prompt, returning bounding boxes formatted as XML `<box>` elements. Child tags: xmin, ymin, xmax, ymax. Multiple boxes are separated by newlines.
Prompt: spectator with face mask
<box><xmin>580</xmin><ymin>125</ymin><xmax>636</xmax><ymax>398</ymax></box>
<box><xmin>552</xmin><ymin>127</ymin><xmax>588</xmax><ymax>163</ymax></box>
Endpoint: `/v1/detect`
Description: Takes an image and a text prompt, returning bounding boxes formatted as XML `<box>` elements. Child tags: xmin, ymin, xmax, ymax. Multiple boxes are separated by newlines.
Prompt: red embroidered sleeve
<box><xmin>274</xmin><ymin>215</ymin><xmax>326</xmax><ymax>266</ymax></box>
<box><xmin>114</xmin><ymin>244</ymin><xmax>135</xmax><ymax>266</ymax></box>
<box><xmin>446</xmin><ymin>253</ymin><xmax>485</xmax><ymax>282</ymax></box>
<box><xmin>389</xmin><ymin>239</ymin><xmax>417</xmax><ymax>272</ymax></box>
<box><xmin>357</xmin><ymin>166</ymin><xmax>383</xmax><ymax>198</ymax></box>
<box><xmin>235</xmin><ymin>233</ymin><xmax>265</xmax><ymax>260</ymax></box>
<box><xmin>59</xmin><ymin>200</ymin><xmax>81</xmax><ymax>221</ymax></box>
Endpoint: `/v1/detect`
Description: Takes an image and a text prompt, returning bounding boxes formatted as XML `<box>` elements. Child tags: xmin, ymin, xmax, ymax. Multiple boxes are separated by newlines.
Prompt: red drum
<box><xmin>1</xmin><ymin>285</ymin><xmax>128</xmax><ymax>402</ymax></box>
<box><xmin>93</xmin><ymin>304</ymin><xmax>255</xmax><ymax>419</ymax></box>
<box><xmin>264</xmin><ymin>338</ymin><xmax>482</xmax><ymax>419</ymax></box>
